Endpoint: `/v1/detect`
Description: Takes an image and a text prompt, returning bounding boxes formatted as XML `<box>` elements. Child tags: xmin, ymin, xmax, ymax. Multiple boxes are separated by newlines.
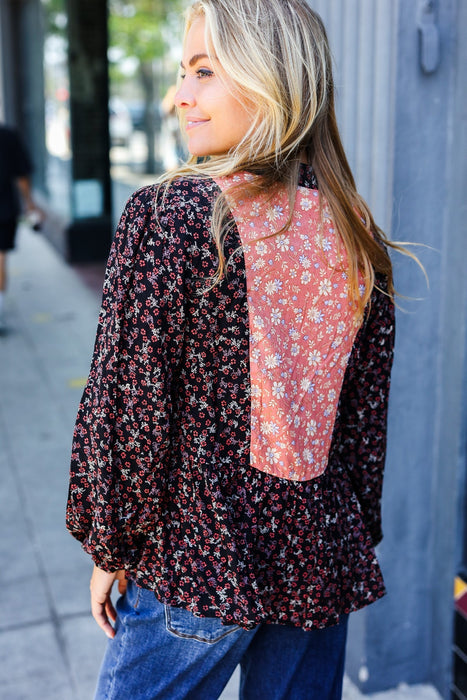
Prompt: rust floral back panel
<box><xmin>216</xmin><ymin>173</ymin><xmax>362</xmax><ymax>481</ymax></box>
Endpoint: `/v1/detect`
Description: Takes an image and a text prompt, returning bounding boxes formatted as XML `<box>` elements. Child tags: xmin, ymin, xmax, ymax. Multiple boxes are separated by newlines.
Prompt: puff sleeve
<box><xmin>66</xmin><ymin>185</ymin><xmax>189</xmax><ymax>570</ymax></box>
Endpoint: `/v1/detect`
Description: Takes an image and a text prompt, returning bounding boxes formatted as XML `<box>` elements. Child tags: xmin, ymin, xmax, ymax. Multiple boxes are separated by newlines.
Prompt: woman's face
<box><xmin>174</xmin><ymin>16</ymin><xmax>256</xmax><ymax>157</ymax></box>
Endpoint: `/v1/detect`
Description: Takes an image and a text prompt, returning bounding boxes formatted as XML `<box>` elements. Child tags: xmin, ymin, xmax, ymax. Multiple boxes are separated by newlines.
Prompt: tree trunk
<box><xmin>140</xmin><ymin>61</ymin><xmax>162</xmax><ymax>174</ymax></box>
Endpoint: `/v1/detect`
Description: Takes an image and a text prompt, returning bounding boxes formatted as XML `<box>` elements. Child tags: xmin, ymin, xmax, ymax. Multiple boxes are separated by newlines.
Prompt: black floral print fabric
<box><xmin>66</xmin><ymin>165</ymin><xmax>395</xmax><ymax>630</ymax></box>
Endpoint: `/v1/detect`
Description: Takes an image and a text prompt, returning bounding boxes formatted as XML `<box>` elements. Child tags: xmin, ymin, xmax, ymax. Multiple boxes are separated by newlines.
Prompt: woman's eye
<box><xmin>196</xmin><ymin>68</ymin><xmax>214</xmax><ymax>79</ymax></box>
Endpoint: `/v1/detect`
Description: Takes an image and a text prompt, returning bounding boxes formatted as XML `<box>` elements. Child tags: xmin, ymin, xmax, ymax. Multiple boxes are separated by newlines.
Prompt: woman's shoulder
<box><xmin>125</xmin><ymin>175</ymin><xmax>220</xmax><ymax>224</ymax></box>
<box><xmin>160</xmin><ymin>173</ymin><xmax>221</xmax><ymax>200</ymax></box>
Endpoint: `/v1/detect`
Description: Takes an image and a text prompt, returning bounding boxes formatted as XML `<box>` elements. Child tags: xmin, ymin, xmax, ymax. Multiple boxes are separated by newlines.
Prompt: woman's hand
<box><xmin>90</xmin><ymin>565</ymin><xmax>127</xmax><ymax>638</ymax></box>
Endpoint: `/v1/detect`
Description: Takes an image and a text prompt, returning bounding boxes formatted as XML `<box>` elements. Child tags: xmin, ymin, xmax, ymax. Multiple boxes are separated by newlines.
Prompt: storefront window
<box><xmin>108</xmin><ymin>0</ymin><xmax>189</xmax><ymax>217</ymax></box>
<box><xmin>42</xmin><ymin>0</ymin><xmax>72</xmax><ymax>220</ymax></box>
<box><xmin>40</xmin><ymin>1</ymin><xmax>190</xmax><ymax>232</ymax></box>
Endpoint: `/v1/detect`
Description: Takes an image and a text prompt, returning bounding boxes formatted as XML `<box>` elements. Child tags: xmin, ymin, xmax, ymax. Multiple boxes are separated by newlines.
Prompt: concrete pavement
<box><xmin>1</xmin><ymin>225</ymin><xmax>105</xmax><ymax>699</ymax></box>
<box><xmin>0</xmin><ymin>225</ymin><xmax>441</xmax><ymax>699</ymax></box>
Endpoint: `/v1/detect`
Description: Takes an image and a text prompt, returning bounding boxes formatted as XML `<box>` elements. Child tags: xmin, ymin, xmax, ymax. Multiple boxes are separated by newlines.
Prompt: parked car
<box><xmin>109</xmin><ymin>97</ymin><xmax>133</xmax><ymax>147</ymax></box>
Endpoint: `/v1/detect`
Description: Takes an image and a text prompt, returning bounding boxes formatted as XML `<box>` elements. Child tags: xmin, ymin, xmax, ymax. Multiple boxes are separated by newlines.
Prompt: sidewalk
<box><xmin>0</xmin><ymin>226</ymin><xmax>441</xmax><ymax>700</ymax></box>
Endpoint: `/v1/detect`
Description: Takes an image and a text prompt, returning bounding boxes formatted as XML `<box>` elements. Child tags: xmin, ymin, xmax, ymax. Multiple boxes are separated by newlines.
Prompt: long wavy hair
<box><xmin>159</xmin><ymin>0</ymin><xmax>406</xmax><ymax>315</ymax></box>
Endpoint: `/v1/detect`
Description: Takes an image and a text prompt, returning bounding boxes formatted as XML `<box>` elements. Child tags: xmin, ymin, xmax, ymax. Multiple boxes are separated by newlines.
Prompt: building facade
<box><xmin>314</xmin><ymin>1</ymin><xmax>467</xmax><ymax>696</ymax></box>
<box><xmin>0</xmin><ymin>0</ymin><xmax>46</xmax><ymax>192</ymax></box>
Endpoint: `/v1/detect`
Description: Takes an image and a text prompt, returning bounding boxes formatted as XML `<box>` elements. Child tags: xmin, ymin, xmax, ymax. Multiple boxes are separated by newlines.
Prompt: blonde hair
<box><xmin>160</xmin><ymin>0</ymin><xmax>404</xmax><ymax>314</ymax></box>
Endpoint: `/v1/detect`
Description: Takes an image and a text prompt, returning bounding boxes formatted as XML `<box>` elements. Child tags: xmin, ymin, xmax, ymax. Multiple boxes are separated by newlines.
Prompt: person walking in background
<box><xmin>66</xmin><ymin>1</ymin><xmax>411</xmax><ymax>697</ymax></box>
<box><xmin>0</xmin><ymin>122</ymin><xmax>43</xmax><ymax>332</ymax></box>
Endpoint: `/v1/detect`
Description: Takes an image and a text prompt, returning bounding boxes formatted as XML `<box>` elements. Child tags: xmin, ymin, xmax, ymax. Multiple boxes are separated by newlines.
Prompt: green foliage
<box><xmin>109</xmin><ymin>0</ymin><xmax>188</xmax><ymax>66</ymax></box>
<box><xmin>41</xmin><ymin>0</ymin><xmax>68</xmax><ymax>37</ymax></box>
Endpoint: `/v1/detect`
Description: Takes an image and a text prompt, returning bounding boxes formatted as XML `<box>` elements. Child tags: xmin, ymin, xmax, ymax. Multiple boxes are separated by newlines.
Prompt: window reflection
<box><xmin>108</xmin><ymin>0</ymin><xmax>189</xmax><ymax>197</ymax></box>
<box><xmin>43</xmin><ymin>0</ymin><xmax>72</xmax><ymax>219</ymax></box>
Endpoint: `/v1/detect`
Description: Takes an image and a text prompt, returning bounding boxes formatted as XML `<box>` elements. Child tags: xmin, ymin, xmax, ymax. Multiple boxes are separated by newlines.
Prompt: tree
<box><xmin>108</xmin><ymin>0</ymin><xmax>187</xmax><ymax>173</ymax></box>
<box><xmin>41</xmin><ymin>0</ymin><xmax>68</xmax><ymax>37</ymax></box>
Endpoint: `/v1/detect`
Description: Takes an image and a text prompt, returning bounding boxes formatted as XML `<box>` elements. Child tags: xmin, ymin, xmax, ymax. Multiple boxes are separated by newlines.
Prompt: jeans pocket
<box><xmin>165</xmin><ymin>605</ymin><xmax>241</xmax><ymax>644</ymax></box>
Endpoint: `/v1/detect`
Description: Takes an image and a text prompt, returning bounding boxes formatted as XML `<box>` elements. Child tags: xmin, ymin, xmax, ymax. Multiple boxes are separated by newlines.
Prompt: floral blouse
<box><xmin>66</xmin><ymin>164</ymin><xmax>395</xmax><ymax>630</ymax></box>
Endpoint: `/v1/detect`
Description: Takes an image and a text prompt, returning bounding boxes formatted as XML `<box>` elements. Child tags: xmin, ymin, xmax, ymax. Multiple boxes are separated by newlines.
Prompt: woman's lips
<box><xmin>186</xmin><ymin>119</ymin><xmax>208</xmax><ymax>131</ymax></box>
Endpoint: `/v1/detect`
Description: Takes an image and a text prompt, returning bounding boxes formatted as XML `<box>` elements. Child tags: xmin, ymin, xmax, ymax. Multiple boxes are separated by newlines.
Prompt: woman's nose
<box><xmin>174</xmin><ymin>82</ymin><xmax>195</xmax><ymax>109</ymax></box>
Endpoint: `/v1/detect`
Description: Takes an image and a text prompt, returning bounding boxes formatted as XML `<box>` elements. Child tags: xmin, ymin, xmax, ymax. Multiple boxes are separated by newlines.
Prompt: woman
<box><xmin>0</xmin><ymin>123</ymin><xmax>43</xmax><ymax>332</ymax></box>
<box><xmin>67</xmin><ymin>1</ymin><xmax>399</xmax><ymax>698</ymax></box>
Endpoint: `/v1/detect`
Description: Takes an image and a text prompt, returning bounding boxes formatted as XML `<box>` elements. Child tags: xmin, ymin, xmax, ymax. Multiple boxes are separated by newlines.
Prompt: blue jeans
<box><xmin>95</xmin><ymin>580</ymin><xmax>348</xmax><ymax>700</ymax></box>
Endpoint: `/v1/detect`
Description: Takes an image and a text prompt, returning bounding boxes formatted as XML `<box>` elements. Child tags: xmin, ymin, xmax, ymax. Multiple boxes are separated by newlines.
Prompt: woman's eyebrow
<box><xmin>180</xmin><ymin>53</ymin><xmax>210</xmax><ymax>69</ymax></box>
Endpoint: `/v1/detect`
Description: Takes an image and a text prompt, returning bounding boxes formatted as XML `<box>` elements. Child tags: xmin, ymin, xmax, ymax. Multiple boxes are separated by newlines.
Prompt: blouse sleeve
<box><xmin>66</xmin><ymin>185</ymin><xmax>189</xmax><ymax>570</ymax></box>
<box><xmin>333</xmin><ymin>274</ymin><xmax>396</xmax><ymax>546</ymax></box>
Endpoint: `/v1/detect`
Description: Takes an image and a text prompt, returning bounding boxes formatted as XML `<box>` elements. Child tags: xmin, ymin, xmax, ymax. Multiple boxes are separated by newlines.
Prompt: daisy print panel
<box><xmin>216</xmin><ymin>174</ymin><xmax>363</xmax><ymax>481</ymax></box>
